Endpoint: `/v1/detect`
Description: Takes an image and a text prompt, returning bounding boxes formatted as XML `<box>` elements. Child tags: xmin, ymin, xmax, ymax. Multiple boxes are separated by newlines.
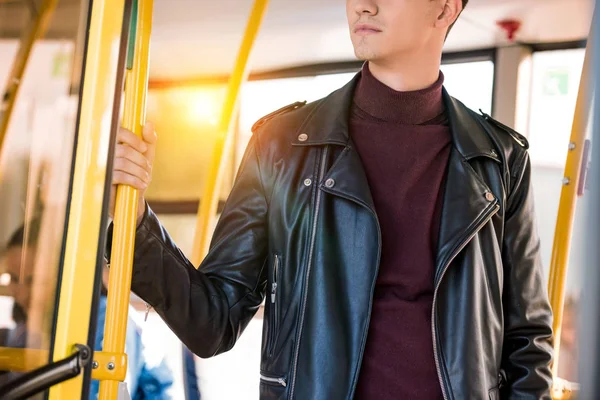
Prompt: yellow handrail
<box><xmin>547</xmin><ymin>9</ymin><xmax>596</xmax><ymax>382</ymax></box>
<box><xmin>48</xmin><ymin>0</ymin><xmax>127</xmax><ymax>398</ymax></box>
<box><xmin>99</xmin><ymin>0</ymin><xmax>153</xmax><ymax>398</ymax></box>
<box><xmin>0</xmin><ymin>0</ymin><xmax>59</xmax><ymax>155</ymax></box>
<box><xmin>191</xmin><ymin>0</ymin><xmax>270</xmax><ymax>265</ymax></box>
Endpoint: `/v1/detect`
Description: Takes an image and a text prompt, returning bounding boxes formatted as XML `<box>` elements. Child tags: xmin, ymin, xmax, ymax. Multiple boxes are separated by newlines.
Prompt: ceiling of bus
<box><xmin>0</xmin><ymin>0</ymin><xmax>594</xmax><ymax>79</ymax></box>
<box><xmin>150</xmin><ymin>0</ymin><xmax>594</xmax><ymax>79</ymax></box>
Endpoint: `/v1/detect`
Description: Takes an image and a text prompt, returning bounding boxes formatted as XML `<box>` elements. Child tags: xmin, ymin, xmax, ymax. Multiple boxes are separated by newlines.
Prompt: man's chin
<box><xmin>354</xmin><ymin>50</ymin><xmax>375</xmax><ymax>62</ymax></box>
<box><xmin>352</xmin><ymin>45</ymin><xmax>378</xmax><ymax>62</ymax></box>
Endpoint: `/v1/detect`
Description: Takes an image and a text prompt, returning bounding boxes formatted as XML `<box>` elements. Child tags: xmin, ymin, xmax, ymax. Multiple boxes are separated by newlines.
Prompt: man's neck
<box><xmin>368</xmin><ymin>54</ymin><xmax>441</xmax><ymax>92</ymax></box>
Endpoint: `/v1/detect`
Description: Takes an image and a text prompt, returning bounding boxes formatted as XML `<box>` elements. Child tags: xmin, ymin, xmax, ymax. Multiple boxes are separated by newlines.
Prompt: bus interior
<box><xmin>0</xmin><ymin>0</ymin><xmax>599</xmax><ymax>398</ymax></box>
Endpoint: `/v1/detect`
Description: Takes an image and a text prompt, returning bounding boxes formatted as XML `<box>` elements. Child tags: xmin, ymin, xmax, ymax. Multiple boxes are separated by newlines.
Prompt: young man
<box><xmin>108</xmin><ymin>0</ymin><xmax>553</xmax><ymax>398</ymax></box>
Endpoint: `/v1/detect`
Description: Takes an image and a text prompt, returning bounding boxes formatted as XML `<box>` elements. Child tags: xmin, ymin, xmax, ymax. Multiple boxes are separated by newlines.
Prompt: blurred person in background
<box><xmin>0</xmin><ymin>220</ymin><xmax>40</xmax><ymax>387</ymax></box>
<box><xmin>89</xmin><ymin>262</ymin><xmax>174</xmax><ymax>400</ymax></box>
<box><xmin>0</xmin><ymin>220</ymin><xmax>41</xmax><ymax>349</ymax></box>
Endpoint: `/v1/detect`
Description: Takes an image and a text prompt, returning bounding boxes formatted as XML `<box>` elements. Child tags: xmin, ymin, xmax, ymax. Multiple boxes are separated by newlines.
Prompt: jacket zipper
<box><xmin>268</xmin><ymin>254</ymin><xmax>280</xmax><ymax>357</ymax></box>
<box><xmin>432</xmin><ymin>202</ymin><xmax>500</xmax><ymax>400</ymax></box>
<box><xmin>289</xmin><ymin>147</ymin><xmax>328</xmax><ymax>398</ymax></box>
<box><xmin>260</xmin><ymin>374</ymin><xmax>287</xmax><ymax>387</ymax></box>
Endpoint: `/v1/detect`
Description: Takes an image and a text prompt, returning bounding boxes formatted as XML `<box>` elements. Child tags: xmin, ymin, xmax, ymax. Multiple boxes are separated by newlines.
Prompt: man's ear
<box><xmin>435</xmin><ymin>0</ymin><xmax>462</xmax><ymax>29</ymax></box>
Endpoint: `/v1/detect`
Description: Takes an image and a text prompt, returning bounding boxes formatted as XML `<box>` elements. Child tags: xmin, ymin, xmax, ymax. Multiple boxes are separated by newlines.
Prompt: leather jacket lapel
<box><xmin>321</xmin><ymin>145</ymin><xmax>376</xmax><ymax>212</ymax></box>
<box><xmin>435</xmin><ymin>91</ymin><xmax>503</xmax><ymax>283</ymax></box>
<box><xmin>435</xmin><ymin>149</ymin><xmax>499</xmax><ymax>283</ymax></box>
<box><xmin>291</xmin><ymin>72</ymin><xmax>376</xmax><ymax>212</ymax></box>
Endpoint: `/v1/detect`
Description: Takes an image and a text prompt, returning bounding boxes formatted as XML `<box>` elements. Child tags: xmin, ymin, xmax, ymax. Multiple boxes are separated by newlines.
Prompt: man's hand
<box><xmin>109</xmin><ymin>123</ymin><xmax>157</xmax><ymax>225</ymax></box>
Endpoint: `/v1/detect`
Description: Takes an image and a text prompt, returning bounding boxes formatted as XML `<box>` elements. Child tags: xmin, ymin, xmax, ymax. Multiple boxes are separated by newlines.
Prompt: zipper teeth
<box><xmin>260</xmin><ymin>374</ymin><xmax>287</xmax><ymax>387</ymax></box>
<box><xmin>289</xmin><ymin>148</ymin><xmax>328</xmax><ymax>398</ymax></box>
<box><xmin>268</xmin><ymin>254</ymin><xmax>280</xmax><ymax>357</ymax></box>
<box><xmin>432</xmin><ymin>203</ymin><xmax>500</xmax><ymax>400</ymax></box>
<box><xmin>274</xmin><ymin>254</ymin><xmax>279</xmax><ymax>284</ymax></box>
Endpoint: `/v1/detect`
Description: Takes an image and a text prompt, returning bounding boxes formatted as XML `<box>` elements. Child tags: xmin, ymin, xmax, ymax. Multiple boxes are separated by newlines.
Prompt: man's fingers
<box><xmin>115</xmin><ymin>144</ymin><xmax>151</xmax><ymax>170</ymax></box>
<box><xmin>113</xmin><ymin>157</ymin><xmax>150</xmax><ymax>184</ymax></box>
<box><xmin>142</xmin><ymin>122</ymin><xmax>157</xmax><ymax>144</ymax></box>
<box><xmin>142</xmin><ymin>122</ymin><xmax>157</xmax><ymax>165</ymax></box>
<box><xmin>117</xmin><ymin>127</ymin><xmax>147</xmax><ymax>153</ymax></box>
<box><xmin>112</xmin><ymin>170</ymin><xmax>148</xmax><ymax>191</ymax></box>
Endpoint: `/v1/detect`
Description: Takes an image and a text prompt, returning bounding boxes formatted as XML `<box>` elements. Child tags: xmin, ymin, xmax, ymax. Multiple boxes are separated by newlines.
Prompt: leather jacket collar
<box><xmin>291</xmin><ymin>72</ymin><xmax>502</xmax><ymax>165</ymax></box>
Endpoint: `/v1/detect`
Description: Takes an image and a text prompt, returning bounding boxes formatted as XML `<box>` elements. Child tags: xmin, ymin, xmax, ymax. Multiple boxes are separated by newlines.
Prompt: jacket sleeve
<box><xmin>106</xmin><ymin>134</ymin><xmax>269</xmax><ymax>358</ymax></box>
<box><xmin>500</xmin><ymin>152</ymin><xmax>554</xmax><ymax>399</ymax></box>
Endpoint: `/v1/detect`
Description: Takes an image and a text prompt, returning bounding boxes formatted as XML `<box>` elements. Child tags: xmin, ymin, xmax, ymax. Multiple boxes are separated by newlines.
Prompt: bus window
<box><xmin>238</xmin><ymin>73</ymin><xmax>356</xmax><ymax>168</ymax></box>
<box><xmin>0</xmin><ymin>0</ymin><xmax>89</xmax><ymax>393</ymax></box>
<box><xmin>440</xmin><ymin>60</ymin><xmax>495</xmax><ymax>115</ymax></box>
<box><xmin>527</xmin><ymin>46</ymin><xmax>588</xmax><ymax>384</ymax></box>
<box><xmin>528</xmin><ymin>48</ymin><xmax>587</xmax><ymax>167</ymax></box>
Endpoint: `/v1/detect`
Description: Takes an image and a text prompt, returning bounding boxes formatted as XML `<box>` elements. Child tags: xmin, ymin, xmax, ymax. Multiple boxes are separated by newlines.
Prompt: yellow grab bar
<box><xmin>48</xmin><ymin>0</ymin><xmax>127</xmax><ymax>398</ymax></box>
<box><xmin>0</xmin><ymin>0</ymin><xmax>58</xmax><ymax>156</ymax></box>
<box><xmin>99</xmin><ymin>0</ymin><xmax>153</xmax><ymax>398</ymax></box>
<box><xmin>191</xmin><ymin>0</ymin><xmax>270</xmax><ymax>265</ymax></box>
<box><xmin>547</xmin><ymin>9</ymin><xmax>596</xmax><ymax>382</ymax></box>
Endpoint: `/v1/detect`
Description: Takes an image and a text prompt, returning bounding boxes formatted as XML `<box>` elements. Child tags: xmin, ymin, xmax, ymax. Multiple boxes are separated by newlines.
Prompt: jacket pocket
<box><xmin>267</xmin><ymin>254</ymin><xmax>281</xmax><ymax>356</ymax></box>
<box><xmin>260</xmin><ymin>372</ymin><xmax>288</xmax><ymax>399</ymax></box>
<box><xmin>260</xmin><ymin>372</ymin><xmax>287</xmax><ymax>388</ymax></box>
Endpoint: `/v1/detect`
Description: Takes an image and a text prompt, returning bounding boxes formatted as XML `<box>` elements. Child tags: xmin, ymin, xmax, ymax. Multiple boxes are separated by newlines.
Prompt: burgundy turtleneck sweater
<box><xmin>352</xmin><ymin>64</ymin><xmax>451</xmax><ymax>399</ymax></box>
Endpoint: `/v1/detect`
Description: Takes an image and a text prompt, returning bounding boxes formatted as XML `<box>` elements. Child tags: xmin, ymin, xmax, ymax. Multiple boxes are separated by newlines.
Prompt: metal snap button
<box><xmin>325</xmin><ymin>178</ymin><xmax>335</xmax><ymax>188</ymax></box>
<box><xmin>298</xmin><ymin>133</ymin><xmax>308</xmax><ymax>142</ymax></box>
<box><xmin>303</xmin><ymin>178</ymin><xmax>312</xmax><ymax>187</ymax></box>
<box><xmin>485</xmin><ymin>191</ymin><xmax>495</xmax><ymax>202</ymax></box>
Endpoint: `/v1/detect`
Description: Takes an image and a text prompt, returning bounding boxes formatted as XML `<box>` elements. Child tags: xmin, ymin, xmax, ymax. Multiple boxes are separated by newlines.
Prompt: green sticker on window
<box><xmin>52</xmin><ymin>52</ymin><xmax>71</xmax><ymax>78</ymax></box>
<box><xmin>543</xmin><ymin>69</ymin><xmax>569</xmax><ymax>96</ymax></box>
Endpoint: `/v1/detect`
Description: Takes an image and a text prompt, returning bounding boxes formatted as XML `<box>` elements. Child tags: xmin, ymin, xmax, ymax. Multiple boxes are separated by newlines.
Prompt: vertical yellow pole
<box><xmin>190</xmin><ymin>0</ymin><xmax>270</xmax><ymax>265</ymax></box>
<box><xmin>547</xmin><ymin>12</ymin><xmax>595</xmax><ymax>380</ymax></box>
<box><xmin>0</xmin><ymin>0</ymin><xmax>59</xmax><ymax>154</ymax></box>
<box><xmin>48</xmin><ymin>0</ymin><xmax>127</xmax><ymax>399</ymax></box>
<box><xmin>99</xmin><ymin>0</ymin><xmax>153</xmax><ymax>398</ymax></box>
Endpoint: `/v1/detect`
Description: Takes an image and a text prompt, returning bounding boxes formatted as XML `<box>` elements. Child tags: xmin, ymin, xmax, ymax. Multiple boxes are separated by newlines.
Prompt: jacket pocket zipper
<box><xmin>260</xmin><ymin>374</ymin><xmax>287</xmax><ymax>387</ymax></box>
<box><xmin>267</xmin><ymin>254</ymin><xmax>280</xmax><ymax>356</ymax></box>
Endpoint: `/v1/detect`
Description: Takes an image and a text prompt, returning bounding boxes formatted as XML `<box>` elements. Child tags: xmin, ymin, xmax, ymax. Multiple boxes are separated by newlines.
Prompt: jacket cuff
<box><xmin>105</xmin><ymin>201</ymin><xmax>152</xmax><ymax>264</ymax></box>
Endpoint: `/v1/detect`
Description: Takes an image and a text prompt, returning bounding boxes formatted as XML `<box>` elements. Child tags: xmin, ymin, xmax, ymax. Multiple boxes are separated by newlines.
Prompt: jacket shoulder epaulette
<box><xmin>251</xmin><ymin>101</ymin><xmax>307</xmax><ymax>133</ymax></box>
<box><xmin>479</xmin><ymin>110</ymin><xmax>529</xmax><ymax>149</ymax></box>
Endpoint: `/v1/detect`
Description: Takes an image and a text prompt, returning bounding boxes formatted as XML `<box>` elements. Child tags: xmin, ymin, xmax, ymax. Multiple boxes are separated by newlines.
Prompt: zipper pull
<box><xmin>271</xmin><ymin>254</ymin><xmax>279</xmax><ymax>303</ymax></box>
<box><xmin>271</xmin><ymin>282</ymin><xmax>278</xmax><ymax>303</ymax></box>
<box><xmin>144</xmin><ymin>303</ymin><xmax>151</xmax><ymax>322</ymax></box>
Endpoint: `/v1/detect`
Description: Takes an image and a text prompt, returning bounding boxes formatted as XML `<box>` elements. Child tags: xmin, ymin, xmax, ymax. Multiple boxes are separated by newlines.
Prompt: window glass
<box><xmin>440</xmin><ymin>60</ymin><xmax>494</xmax><ymax>115</ymax></box>
<box><xmin>527</xmin><ymin>48</ymin><xmax>587</xmax><ymax>384</ymax></box>
<box><xmin>528</xmin><ymin>49</ymin><xmax>586</xmax><ymax>167</ymax></box>
<box><xmin>237</xmin><ymin>73</ymin><xmax>356</xmax><ymax>167</ymax></box>
<box><xmin>0</xmin><ymin>0</ymin><xmax>89</xmax><ymax>393</ymax></box>
<box><xmin>145</xmin><ymin>85</ymin><xmax>228</xmax><ymax>202</ymax></box>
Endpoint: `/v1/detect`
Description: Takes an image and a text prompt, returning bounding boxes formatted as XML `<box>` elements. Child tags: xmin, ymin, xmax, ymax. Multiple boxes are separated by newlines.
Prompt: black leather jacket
<box><xmin>111</xmin><ymin>75</ymin><xmax>553</xmax><ymax>399</ymax></box>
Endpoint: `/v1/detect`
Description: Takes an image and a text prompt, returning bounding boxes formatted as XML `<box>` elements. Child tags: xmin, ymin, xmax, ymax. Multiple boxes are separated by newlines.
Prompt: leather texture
<box><xmin>107</xmin><ymin>74</ymin><xmax>553</xmax><ymax>400</ymax></box>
